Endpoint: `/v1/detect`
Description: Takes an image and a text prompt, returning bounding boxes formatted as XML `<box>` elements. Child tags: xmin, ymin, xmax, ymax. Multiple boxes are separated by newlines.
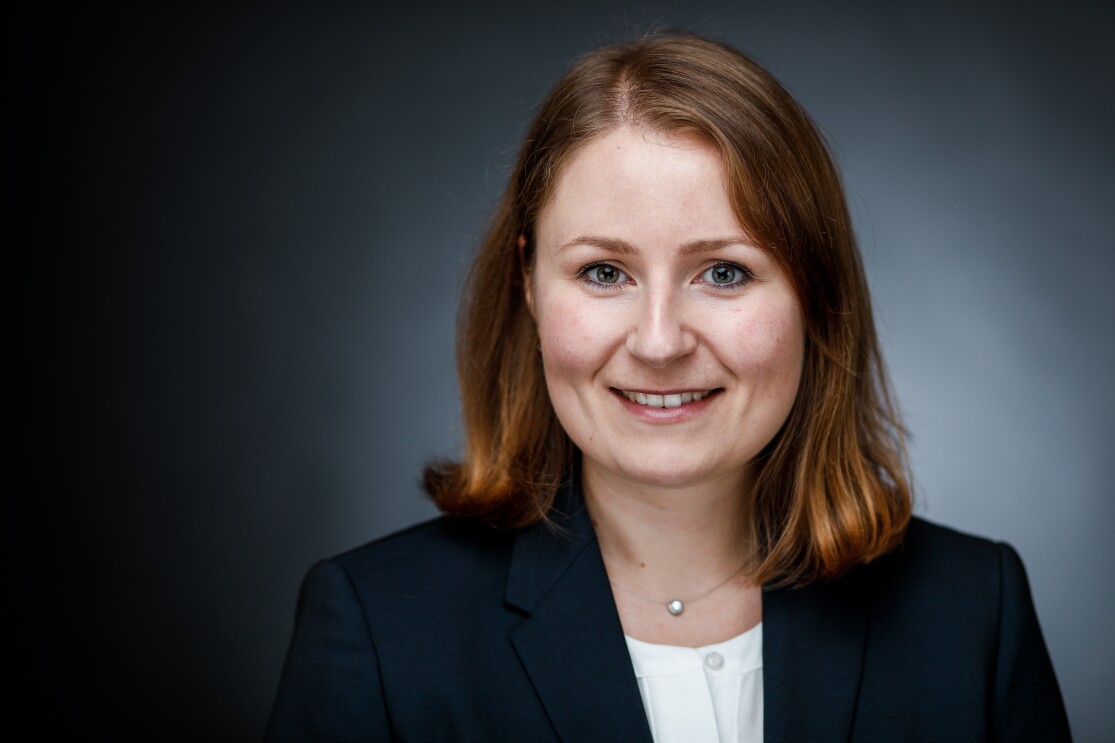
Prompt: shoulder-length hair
<box><xmin>424</xmin><ymin>32</ymin><xmax>912</xmax><ymax>586</ymax></box>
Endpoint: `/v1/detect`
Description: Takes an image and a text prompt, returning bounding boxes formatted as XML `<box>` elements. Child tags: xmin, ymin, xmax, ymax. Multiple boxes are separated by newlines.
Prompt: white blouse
<box><xmin>624</xmin><ymin>623</ymin><xmax>763</xmax><ymax>743</ymax></box>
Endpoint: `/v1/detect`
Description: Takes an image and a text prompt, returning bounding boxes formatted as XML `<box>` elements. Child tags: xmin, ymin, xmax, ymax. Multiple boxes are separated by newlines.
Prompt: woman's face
<box><xmin>529</xmin><ymin>126</ymin><xmax>804</xmax><ymax>492</ymax></box>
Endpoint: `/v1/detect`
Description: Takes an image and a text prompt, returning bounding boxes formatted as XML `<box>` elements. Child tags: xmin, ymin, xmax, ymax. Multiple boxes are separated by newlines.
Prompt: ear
<box><xmin>519</xmin><ymin>233</ymin><xmax>536</xmax><ymax>319</ymax></box>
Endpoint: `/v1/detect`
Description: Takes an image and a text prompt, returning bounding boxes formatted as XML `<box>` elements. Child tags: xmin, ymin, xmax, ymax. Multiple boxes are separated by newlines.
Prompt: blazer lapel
<box><xmin>762</xmin><ymin>576</ymin><xmax>868</xmax><ymax>743</ymax></box>
<box><xmin>506</xmin><ymin>480</ymin><xmax>654</xmax><ymax>743</ymax></box>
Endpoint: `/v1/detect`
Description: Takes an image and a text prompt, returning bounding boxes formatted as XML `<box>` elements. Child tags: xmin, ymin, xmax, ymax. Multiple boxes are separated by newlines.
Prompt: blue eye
<box><xmin>578</xmin><ymin>262</ymin><xmax>630</xmax><ymax>290</ymax></box>
<box><xmin>699</xmin><ymin>263</ymin><xmax>751</xmax><ymax>289</ymax></box>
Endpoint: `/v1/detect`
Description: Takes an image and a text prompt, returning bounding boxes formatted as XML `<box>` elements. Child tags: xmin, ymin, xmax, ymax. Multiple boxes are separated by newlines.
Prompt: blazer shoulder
<box><xmin>267</xmin><ymin>517</ymin><xmax>523</xmax><ymax>741</ymax></box>
<box><xmin>859</xmin><ymin>516</ymin><xmax>1017</xmax><ymax>618</ymax></box>
<box><xmin>326</xmin><ymin>515</ymin><xmax>519</xmax><ymax>602</ymax></box>
<box><xmin>334</xmin><ymin>513</ymin><xmax>517</xmax><ymax>560</ymax></box>
<box><xmin>900</xmin><ymin>515</ymin><xmax>1004</xmax><ymax>564</ymax></box>
<box><xmin>905</xmin><ymin>515</ymin><xmax>1003</xmax><ymax>548</ymax></box>
<box><xmin>861</xmin><ymin>522</ymin><xmax>1071</xmax><ymax>739</ymax></box>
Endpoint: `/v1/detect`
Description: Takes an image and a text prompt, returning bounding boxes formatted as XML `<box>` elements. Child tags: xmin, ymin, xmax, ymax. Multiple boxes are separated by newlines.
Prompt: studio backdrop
<box><xmin>12</xmin><ymin>2</ymin><xmax>1113</xmax><ymax>740</ymax></box>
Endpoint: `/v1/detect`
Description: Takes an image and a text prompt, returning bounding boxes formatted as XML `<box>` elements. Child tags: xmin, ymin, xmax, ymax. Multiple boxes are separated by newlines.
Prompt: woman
<box><xmin>266</xmin><ymin>33</ymin><xmax>1070</xmax><ymax>741</ymax></box>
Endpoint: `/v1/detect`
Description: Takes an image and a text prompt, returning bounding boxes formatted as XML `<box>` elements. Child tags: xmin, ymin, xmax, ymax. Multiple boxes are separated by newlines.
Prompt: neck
<box><xmin>582</xmin><ymin>460</ymin><xmax>753</xmax><ymax>598</ymax></box>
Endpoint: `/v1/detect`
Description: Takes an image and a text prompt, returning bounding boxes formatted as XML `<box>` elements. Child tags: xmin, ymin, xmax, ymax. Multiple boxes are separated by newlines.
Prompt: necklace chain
<box><xmin>608</xmin><ymin>564</ymin><xmax>745</xmax><ymax>617</ymax></box>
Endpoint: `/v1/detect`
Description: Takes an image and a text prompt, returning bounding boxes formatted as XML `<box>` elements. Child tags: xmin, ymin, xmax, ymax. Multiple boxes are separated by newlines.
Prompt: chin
<box><xmin>602</xmin><ymin>453</ymin><xmax>735</xmax><ymax>490</ymax></box>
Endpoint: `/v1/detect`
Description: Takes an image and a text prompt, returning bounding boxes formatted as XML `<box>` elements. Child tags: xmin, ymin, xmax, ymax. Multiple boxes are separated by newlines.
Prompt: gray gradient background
<box><xmin>11</xmin><ymin>2</ymin><xmax>1113</xmax><ymax>740</ymax></box>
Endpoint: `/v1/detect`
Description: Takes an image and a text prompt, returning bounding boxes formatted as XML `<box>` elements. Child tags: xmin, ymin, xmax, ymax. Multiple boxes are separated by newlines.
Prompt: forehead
<box><xmin>537</xmin><ymin>126</ymin><xmax>742</xmax><ymax>248</ymax></box>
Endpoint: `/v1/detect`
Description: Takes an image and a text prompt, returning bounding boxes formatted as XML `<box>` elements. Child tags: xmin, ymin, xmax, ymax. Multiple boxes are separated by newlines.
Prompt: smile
<box><xmin>617</xmin><ymin>389</ymin><xmax>716</xmax><ymax>408</ymax></box>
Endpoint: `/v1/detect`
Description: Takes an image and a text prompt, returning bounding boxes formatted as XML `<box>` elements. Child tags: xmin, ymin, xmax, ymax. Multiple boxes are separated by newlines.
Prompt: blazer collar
<box><xmin>505</xmin><ymin>476</ymin><xmax>654</xmax><ymax>743</ymax></box>
<box><xmin>504</xmin><ymin>473</ymin><xmax>868</xmax><ymax>743</ymax></box>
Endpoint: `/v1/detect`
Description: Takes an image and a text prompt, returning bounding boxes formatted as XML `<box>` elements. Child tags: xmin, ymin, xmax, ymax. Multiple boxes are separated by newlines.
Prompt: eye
<box><xmin>698</xmin><ymin>262</ymin><xmax>752</xmax><ymax>290</ymax></box>
<box><xmin>577</xmin><ymin>262</ymin><xmax>630</xmax><ymax>290</ymax></box>
<box><xmin>593</xmin><ymin>265</ymin><xmax>621</xmax><ymax>283</ymax></box>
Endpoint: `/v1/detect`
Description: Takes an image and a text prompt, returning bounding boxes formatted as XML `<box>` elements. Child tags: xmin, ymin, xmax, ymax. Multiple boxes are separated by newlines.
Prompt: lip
<box><xmin>619</xmin><ymin>388</ymin><xmax>713</xmax><ymax>396</ymax></box>
<box><xmin>611</xmin><ymin>387</ymin><xmax>720</xmax><ymax>422</ymax></box>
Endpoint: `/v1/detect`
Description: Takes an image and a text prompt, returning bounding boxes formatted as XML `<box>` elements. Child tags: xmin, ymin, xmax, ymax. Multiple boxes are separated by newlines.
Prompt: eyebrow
<box><xmin>557</xmin><ymin>235</ymin><xmax>755</xmax><ymax>256</ymax></box>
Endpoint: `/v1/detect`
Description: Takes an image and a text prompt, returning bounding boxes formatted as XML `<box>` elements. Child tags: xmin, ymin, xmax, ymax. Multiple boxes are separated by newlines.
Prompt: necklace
<box><xmin>608</xmin><ymin>565</ymin><xmax>746</xmax><ymax>617</ymax></box>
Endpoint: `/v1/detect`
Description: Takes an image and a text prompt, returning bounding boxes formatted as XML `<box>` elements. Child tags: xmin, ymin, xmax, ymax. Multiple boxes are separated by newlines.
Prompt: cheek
<box><xmin>537</xmin><ymin>297</ymin><xmax>617</xmax><ymax>381</ymax></box>
<box><xmin>716</xmin><ymin>297</ymin><xmax>805</xmax><ymax>381</ymax></box>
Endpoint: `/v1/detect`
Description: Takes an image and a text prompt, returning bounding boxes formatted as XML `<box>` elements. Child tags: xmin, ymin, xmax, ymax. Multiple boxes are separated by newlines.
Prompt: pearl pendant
<box><xmin>667</xmin><ymin>599</ymin><xmax>684</xmax><ymax>616</ymax></box>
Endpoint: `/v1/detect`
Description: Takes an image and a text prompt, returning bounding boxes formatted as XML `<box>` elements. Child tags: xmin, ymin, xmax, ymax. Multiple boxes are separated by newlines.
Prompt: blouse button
<box><xmin>704</xmin><ymin>652</ymin><xmax>724</xmax><ymax>670</ymax></box>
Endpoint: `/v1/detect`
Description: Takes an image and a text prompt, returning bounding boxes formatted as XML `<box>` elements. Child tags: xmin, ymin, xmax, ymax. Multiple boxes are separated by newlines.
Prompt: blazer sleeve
<box><xmin>991</xmin><ymin>543</ymin><xmax>1072</xmax><ymax>742</ymax></box>
<box><xmin>264</xmin><ymin>558</ymin><xmax>393</xmax><ymax>742</ymax></box>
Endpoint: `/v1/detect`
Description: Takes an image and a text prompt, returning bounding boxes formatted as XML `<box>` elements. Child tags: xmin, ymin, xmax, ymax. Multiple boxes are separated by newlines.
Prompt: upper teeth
<box><xmin>620</xmin><ymin>390</ymin><xmax>712</xmax><ymax>408</ymax></box>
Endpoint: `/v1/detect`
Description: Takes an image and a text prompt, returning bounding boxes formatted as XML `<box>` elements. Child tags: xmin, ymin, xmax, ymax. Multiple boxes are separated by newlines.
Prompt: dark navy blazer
<box><xmin>265</xmin><ymin>480</ymin><xmax>1071</xmax><ymax>741</ymax></box>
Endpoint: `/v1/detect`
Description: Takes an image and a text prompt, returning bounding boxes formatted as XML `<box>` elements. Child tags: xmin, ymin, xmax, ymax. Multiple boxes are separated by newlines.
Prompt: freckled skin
<box><xmin>527</xmin><ymin>126</ymin><xmax>804</xmax><ymax>492</ymax></box>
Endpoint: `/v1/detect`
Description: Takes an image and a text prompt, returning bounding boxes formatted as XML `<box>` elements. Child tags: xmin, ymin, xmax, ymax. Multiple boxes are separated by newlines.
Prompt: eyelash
<box><xmin>576</xmin><ymin>262</ymin><xmax>628</xmax><ymax>292</ymax></box>
<box><xmin>575</xmin><ymin>261</ymin><xmax>754</xmax><ymax>292</ymax></box>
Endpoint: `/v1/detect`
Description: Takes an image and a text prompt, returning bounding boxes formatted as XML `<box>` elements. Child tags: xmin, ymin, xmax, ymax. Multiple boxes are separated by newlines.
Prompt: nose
<box><xmin>625</xmin><ymin>286</ymin><xmax>698</xmax><ymax>367</ymax></box>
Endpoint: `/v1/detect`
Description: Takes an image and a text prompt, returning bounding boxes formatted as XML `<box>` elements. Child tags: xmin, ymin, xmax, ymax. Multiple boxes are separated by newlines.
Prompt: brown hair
<box><xmin>424</xmin><ymin>32</ymin><xmax>912</xmax><ymax>586</ymax></box>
